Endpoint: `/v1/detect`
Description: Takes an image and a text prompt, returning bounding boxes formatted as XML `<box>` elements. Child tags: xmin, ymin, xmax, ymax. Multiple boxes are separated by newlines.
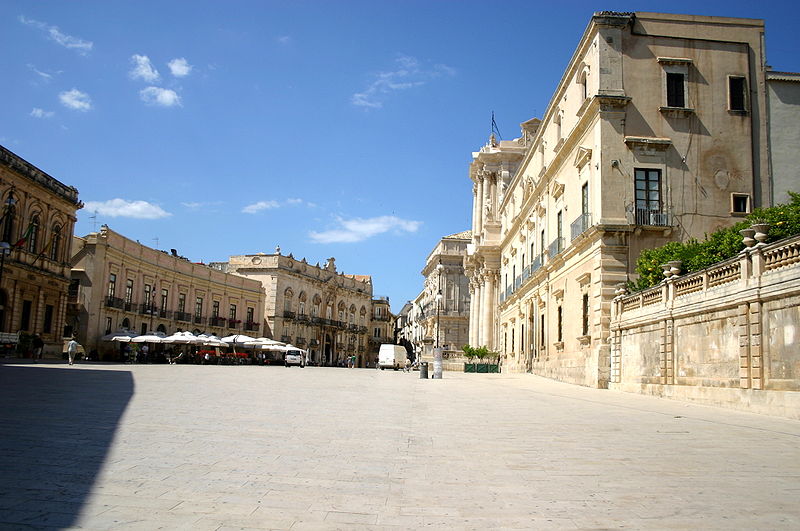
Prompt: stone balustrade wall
<box><xmin>610</xmin><ymin>234</ymin><xmax>800</xmax><ymax>419</ymax></box>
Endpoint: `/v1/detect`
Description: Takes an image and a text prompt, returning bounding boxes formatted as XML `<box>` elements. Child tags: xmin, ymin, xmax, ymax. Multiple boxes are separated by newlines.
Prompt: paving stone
<box><xmin>1</xmin><ymin>362</ymin><xmax>799</xmax><ymax>529</ymax></box>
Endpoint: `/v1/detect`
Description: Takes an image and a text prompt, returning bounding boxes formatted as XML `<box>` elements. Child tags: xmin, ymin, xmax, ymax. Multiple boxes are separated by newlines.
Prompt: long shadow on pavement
<box><xmin>0</xmin><ymin>364</ymin><xmax>133</xmax><ymax>529</ymax></box>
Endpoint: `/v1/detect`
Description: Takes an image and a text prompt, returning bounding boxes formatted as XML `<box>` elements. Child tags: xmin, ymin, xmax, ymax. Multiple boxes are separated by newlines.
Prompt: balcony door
<box><xmin>635</xmin><ymin>169</ymin><xmax>662</xmax><ymax>212</ymax></box>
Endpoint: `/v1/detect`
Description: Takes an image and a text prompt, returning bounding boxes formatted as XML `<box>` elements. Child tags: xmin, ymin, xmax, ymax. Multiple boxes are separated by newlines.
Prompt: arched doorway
<box><xmin>324</xmin><ymin>333</ymin><xmax>332</xmax><ymax>366</ymax></box>
<box><xmin>0</xmin><ymin>290</ymin><xmax>6</xmax><ymax>333</ymax></box>
<box><xmin>156</xmin><ymin>324</ymin><xmax>167</xmax><ymax>334</ymax></box>
<box><xmin>121</xmin><ymin>318</ymin><xmax>131</xmax><ymax>330</ymax></box>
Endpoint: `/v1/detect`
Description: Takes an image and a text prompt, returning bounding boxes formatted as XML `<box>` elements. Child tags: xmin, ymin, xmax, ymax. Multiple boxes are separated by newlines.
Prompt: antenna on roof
<box><xmin>89</xmin><ymin>209</ymin><xmax>99</xmax><ymax>231</ymax></box>
<box><xmin>153</xmin><ymin>237</ymin><xmax>159</xmax><ymax>249</ymax></box>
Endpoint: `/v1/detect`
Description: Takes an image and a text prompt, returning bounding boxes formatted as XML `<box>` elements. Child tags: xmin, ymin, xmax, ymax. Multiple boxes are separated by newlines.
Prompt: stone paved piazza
<box><xmin>1</xmin><ymin>361</ymin><xmax>798</xmax><ymax>530</ymax></box>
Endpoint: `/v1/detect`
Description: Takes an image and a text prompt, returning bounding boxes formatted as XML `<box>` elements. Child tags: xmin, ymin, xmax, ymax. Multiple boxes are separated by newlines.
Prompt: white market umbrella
<box><xmin>272</xmin><ymin>344</ymin><xmax>306</xmax><ymax>353</ymax></box>
<box><xmin>220</xmin><ymin>334</ymin><xmax>257</xmax><ymax>346</ymax></box>
<box><xmin>197</xmin><ymin>334</ymin><xmax>226</xmax><ymax>347</ymax></box>
<box><xmin>102</xmin><ymin>329</ymin><xmax>137</xmax><ymax>342</ymax></box>
<box><xmin>162</xmin><ymin>331</ymin><xmax>197</xmax><ymax>344</ymax></box>
<box><xmin>131</xmin><ymin>332</ymin><xmax>166</xmax><ymax>343</ymax></box>
<box><xmin>243</xmin><ymin>337</ymin><xmax>284</xmax><ymax>348</ymax></box>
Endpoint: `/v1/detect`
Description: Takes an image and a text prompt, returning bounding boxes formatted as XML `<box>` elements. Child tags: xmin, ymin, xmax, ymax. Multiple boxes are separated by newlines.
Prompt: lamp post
<box><xmin>433</xmin><ymin>260</ymin><xmax>444</xmax><ymax>379</ymax></box>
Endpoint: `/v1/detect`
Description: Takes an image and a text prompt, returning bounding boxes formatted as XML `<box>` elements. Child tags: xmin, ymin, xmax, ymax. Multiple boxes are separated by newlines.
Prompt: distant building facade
<box><xmin>0</xmin><ymin>145</ymin><xmax>82</xmax><ymax>356</ymax></box>
<box><xmin>69</xmin><ymin>225</ymin><xmax>266</xmax><ymax>358</ymax></box>
<box><xmin>767</xmin><ymin>70</ymin><xmax>800</xmax><ymax>205</ymax></box>
<box><xmin>213</xmin><ymin>252</ymin><xmax>390</xmax><ymax>367</ymax></box>
<box><xmin>467</xmin><ymin>12</ymin><xmax>795</xmax><ymax>387</ymax></box>
<box><xmin>409</xmin><ymin>231</ymin><xmax>471</xmax><ymax>366</ymax></box>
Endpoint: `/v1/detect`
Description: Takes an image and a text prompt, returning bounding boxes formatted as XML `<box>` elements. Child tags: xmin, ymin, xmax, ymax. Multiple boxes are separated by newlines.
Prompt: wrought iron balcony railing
<box><xmin>626</xmin><ymin>206</ymin><xmax>673</xmax><ymax>227</ymax></box>
<box><xmin>548</xmin><ymin>237</ymin><xmax>565</xmax><ymax>258</ymax></box>
<box><xmin>570</xmin><ymin>213</ymin><xmax>592</xmax><ymax>240</ymax></box>
<box><xmin>104</xmin><ymin>296</ymin><xmax>125</xmax><ymax>309</ymax></box>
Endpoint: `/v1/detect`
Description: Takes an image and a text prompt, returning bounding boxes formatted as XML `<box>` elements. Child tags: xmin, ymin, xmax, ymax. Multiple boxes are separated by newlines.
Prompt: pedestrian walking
<box><xmin>32</xmin><ymin>334</ymin><xmax>44</xmax><ymax>362</ymax></box>
<box><xmin>67</xmin><ymin>337</ymin><xmax>80</xmax><ymax>365</ymax></box>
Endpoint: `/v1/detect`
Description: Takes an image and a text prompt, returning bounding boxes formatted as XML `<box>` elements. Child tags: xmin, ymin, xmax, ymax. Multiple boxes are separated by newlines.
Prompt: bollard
<box><xmin>419</xmin><ymin>361</ymin><xmax>428</xmax><ymax>379</ymax></box>
<box><xmin>432</xmin><ymin>347</ymin><xmax>443</xmax><ymax>379</ymax></box>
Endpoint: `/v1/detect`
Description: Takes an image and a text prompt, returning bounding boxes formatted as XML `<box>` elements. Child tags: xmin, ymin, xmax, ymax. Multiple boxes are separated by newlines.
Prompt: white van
<box><xmin>378</xmin><ymin>344</ymin><xmax>407</xmax><ymax>370</ymax></box>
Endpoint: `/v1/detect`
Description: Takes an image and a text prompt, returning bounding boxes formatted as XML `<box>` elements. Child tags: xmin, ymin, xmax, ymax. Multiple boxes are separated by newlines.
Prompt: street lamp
<box><xmin>432</xmin><ymin>260</ymin><xmax>444</xmax><ymax>379</ymax></box>
<box><xmin>435</xmin><ymin>261</ymin><xmax>444</xmax><ymax>348</ymax></box>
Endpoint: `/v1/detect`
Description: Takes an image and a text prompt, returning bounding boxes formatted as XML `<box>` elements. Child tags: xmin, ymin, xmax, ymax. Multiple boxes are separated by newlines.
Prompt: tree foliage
<box><xmin>461</xmin><ymin>344</ymin><xmax>497</xmax><ymax>361</ymax></box>
<box><xmin>632</xmin><ymin>193</ymin><xmax>800</xmax><ymax>291</ymax></box>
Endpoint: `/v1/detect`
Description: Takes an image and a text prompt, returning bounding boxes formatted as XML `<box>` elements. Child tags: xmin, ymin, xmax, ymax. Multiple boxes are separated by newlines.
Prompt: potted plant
<box><xmin>462</xmin><ymin>345</ymin><xmax>477</xmax><ymax>372</ymax></box>
<box><xmin>462</xmin><ymin>345</ymin><xmax>500</xmax><ymax>373</ymax></box>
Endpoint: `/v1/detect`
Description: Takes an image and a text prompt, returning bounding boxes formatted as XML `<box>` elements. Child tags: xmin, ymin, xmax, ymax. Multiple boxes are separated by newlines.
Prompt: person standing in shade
<box><xmin>32</xmin><ymin>334</ymin><xmax>44</xmax><ymax>362</ymax></box>
<box><xmin>67</xmin><ymin>337</ymin><xmax>80</xmax><ymax>366</ymax></box>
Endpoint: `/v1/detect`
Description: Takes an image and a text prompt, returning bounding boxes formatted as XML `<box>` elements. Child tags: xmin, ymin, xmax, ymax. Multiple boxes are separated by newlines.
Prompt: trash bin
<box><xmin>419</xmin><ymin>361</ymin><xmax>429</xmax><ymax>379</ymax></box>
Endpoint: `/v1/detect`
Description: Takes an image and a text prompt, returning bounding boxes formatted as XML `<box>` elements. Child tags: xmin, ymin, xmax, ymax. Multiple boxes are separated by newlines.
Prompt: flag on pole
<box><xmin>491</xmin><ymin>111</ymin><xmax>502</xmax><ymax>140</ymax></box>
<box><xmin>14</xmin><ymin>221</ymin><xmax>35</xmax><ymax>248</ymax></box>
<box><xmin>31</xmin><ymin>233</ymin><xmax>55</xmax><ymax>267</ymax></box>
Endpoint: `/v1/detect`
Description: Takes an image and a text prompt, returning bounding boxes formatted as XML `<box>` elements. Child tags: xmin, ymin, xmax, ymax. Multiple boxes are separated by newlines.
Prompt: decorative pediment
<box><xmin>574</xmin><ymin>147</ymin><xmax>592</xmax><ymax>169</ymax></box>
<box><xmin>624</xmin><ymin>136</ymin><xmax>672</xmax><ymax>151</ymax></box>
<box><xmin>536</xmin><ymin>202</ymin><xmax>546</xmax><ymax>218</ymax></box>
<box><xmin>657</xmin><ymin>57</ymin><xmax>692</xmax><ymax>65</ymax></box>
<box><xmin>551</xmin><ymin>181</ymin><xmax>565</xmax><ymax>200</ymax></box>
<box><xmin>552</xmin><ymin>288</ymin><xmax>564</xmax><ymax>301</ymax></box>
<box><xmin>575</xmin><ymin>272</ymin><xmax>592</xmax><ymax>286</ymax></box>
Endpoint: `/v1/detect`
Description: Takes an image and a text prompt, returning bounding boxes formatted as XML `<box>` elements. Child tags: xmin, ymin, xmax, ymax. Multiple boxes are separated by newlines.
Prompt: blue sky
<box><xmin>2</xmin><ymin>1</ymin><xmax>797</xmax><ymax>312</ymax></box>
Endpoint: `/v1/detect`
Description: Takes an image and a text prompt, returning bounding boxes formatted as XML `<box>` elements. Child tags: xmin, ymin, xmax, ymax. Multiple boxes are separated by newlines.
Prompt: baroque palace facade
<box><xmin>0</xmin><ymin>146</ymin><xmax>82</xmax><ymax>356</ymax></box>
<box><xmin>411</xmin><ymin>232</ymin><xmax>471</xmax><ymax>364</ymax></box>
<box><xmin>69</xmin><ymin>225</ymin><xmax>266</xmax><ymax>358</ymax></box>
<box><xmin>212</xmin><ymin>252</ymin><xmax>393</xmax><ymax>367</ymax></box>
<box><xmin>467</xmin><ymin>12</ymin><xmax>791</xmax><ymax>387</ymax></box>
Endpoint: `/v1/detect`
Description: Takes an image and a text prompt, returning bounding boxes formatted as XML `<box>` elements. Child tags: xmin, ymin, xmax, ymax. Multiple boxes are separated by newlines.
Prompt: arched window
<box><xmin>27</xmin><ymin>215</ymin><xmax>40</xmax><ymax>254</ymax></box>
<box><xmin>50</xmin><ymin>224</ymin><xmax>62</xmax><ymax>262</ymax></box>
<box><xmin>157</xmin><ymin>324</ymin><xmax>167</xmax><ymax>334</ymax></box>
<box><xmin>1</xmin><ymin>199</ymin><xmax>15</xmax><ymax>243</ymax></box>
<box><xmin>121</xmin><ymin>318</ymin><xmax>131</xmax><ymax>329</ymax></box>
<box><xmin>283</xmin><ymin>288</ymin><xmax>293</xmax><ymax>312</ymax></box>
<box><xmin>579</xmin><ymin>70</ymin><xmax>588</xmax><ymax>101</ymax></box>
<box><xmin>554</xmin><ymin>110</ymin><xmax>563</xmax><ymax>143</ymax></box>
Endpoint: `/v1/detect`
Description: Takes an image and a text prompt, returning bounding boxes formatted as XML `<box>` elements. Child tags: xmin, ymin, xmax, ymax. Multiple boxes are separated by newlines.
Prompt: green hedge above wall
<box><xmin>632</xmin><ymin>192</ymin><xmax>800</xmax><ymax>291</ymax></box>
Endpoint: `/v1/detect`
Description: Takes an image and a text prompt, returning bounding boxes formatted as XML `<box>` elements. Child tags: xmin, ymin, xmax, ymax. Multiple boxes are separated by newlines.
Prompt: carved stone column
<box><xmin>476</xmin><ymin>175</ymin><xmax>484</xmax><ymax>236</ymax></box>
<box><xmin>475</xmin><ymin>275</ymin><xmax>484</xmax><ymax>346</ymax></box>
<box><xmin>482</xmin><ymin>269</ymin><xmax>497</xmax><ymax>349</ymax></box>
<box><xmin>471</xmin><ymin>183</ymin><xmax>478</xmax><ymax>235</ymax></box>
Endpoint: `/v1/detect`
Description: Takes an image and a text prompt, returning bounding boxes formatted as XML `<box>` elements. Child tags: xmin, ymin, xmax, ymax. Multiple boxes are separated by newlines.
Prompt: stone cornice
<box><xmin>500</xmin><ymin>98</ymin><xmax>605</xmax><ymax>250</ymax></box>
<box><xmin>0</xmin><ymin>145</ymin><xmax>82</xmax><ymax>207</ymax></box>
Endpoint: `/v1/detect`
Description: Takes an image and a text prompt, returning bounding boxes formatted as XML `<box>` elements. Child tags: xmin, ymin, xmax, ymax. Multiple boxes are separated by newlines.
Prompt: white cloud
<box><xmin>277</xmin><ymin>36</ymin><xmax>291</xmax><ymax>45</ymax></box>
<box><xmin>139</xmin><ymin>86</ymin><xmax>181</xmax><ymax>107</ymax></box>
<box><xmin>59</xmin><ymin>88</ymin><xmax>92</xmax><ymax>111</ymax></box>
<box><xmin>351</xmin><ymin>54</ymin><xmax>455</xmax><ymax>109</ymax></box>
<box><xmin>309</xmin><ymin>215</ymin><xmax>422</xmax><ymax>244</ymax></box>
<box><xmin>286</xmin><ymin>198</ymin><xmax>303</xmax><ymax>205</ymax></box>
<box><xmin>27</xmin><ymin>64</ymin><xmax>58</xmax><ymax>82</ymax></box>
<box><xmin>19</xmin><ymin>16</ymin><xmax>93</xmax><ymax>55</ymax></box>
<box><xmin>129</xmin><ymin>54</ymin><xmax>160</xmax><ymax>82</ymax></box>
<box><xmin>242</xmin><ymin>200</ymin><xmax>280</xmax><ymax>214</ymax></box>
<box><xmin>167</xmin><ymin>57</ymin><xmax>192</xmax><ymax>77</ymax></box>
<box><xmin>30</xmin><ymin>108</ymin><xmax>54</xmax><ymax>119</ymax></box>
<box><xmin>83</xmin><ymin>199</ymin><xmax>171</xmax><ymax>219</ymax></box>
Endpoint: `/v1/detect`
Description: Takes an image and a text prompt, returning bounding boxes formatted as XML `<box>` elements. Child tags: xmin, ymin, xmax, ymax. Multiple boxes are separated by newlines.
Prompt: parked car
<box><xmin>284</xmin><ymin>349</ymin><xmax>306</xmax><ymax>368</ymax></box>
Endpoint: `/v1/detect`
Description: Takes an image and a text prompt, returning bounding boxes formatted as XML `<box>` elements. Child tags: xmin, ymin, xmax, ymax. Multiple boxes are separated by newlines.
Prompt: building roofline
<box><xmin>0</xmin><ymin>145</ymin><xmax>82</xmax><ymax>206</ymax></box>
